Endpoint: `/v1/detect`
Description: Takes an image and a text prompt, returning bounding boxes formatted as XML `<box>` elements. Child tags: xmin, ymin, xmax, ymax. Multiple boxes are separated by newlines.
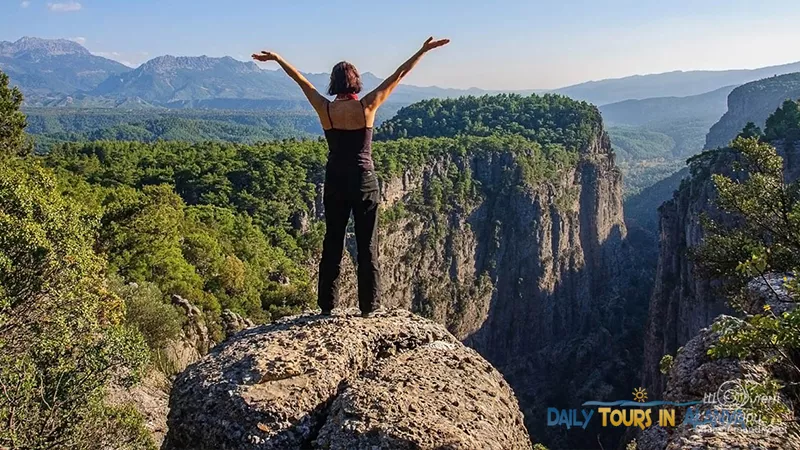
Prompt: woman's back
<box><xmin>323</xmin><ymin>98</ymin><xmax>374</xmax><ymax>171</ymax></box>
<box><xmin>325</xmin><ymin>97</ymin><xmax>375</xmax><ymax>130</ymax></box>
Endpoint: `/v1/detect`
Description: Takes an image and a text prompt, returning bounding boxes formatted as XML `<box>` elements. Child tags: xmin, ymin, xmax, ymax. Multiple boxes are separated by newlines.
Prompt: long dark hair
<box><xmin>327</xmin><ymin>61</ymin><xmax>362</xmax><ymax>96</ymax></box>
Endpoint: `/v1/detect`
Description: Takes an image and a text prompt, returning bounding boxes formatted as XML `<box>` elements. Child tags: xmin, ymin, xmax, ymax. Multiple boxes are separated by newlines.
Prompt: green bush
<box><xmin>114</xmin><ymin>280</ymin><xmax>183</xmax><ymax>351</ymax></box>
<box><xmin>659</xmin><ymin>354</ymin><xmax>674</xmax><ymax>375</ymax></box>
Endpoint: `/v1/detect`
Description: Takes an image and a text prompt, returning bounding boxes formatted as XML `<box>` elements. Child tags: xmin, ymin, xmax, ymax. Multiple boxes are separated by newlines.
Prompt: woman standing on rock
<box><xmin>253</xmin><ymin>37</ymin><xmax>450</xmax><ymax>318</ymax></box>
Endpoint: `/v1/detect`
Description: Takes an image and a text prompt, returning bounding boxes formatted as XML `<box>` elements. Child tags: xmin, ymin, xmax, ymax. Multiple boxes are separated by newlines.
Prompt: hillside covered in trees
<box><xmin>600</xmin><ymin>87</ymin><xmax>734</xmax><ymax>196</ymax></box>
<box><xmin>22</xmin><ymin>106</ymin><xmax>409</xmax><ymax>152</ymax></box>
<box><xmin>705</xmin><ymin>72</ymin><xmax>800</xmax><ymax>149</ymax></box>
<box><xmin>24</xmin><ymin>108</ymin><xmax>321</xmax><ymax>149</ymax></box>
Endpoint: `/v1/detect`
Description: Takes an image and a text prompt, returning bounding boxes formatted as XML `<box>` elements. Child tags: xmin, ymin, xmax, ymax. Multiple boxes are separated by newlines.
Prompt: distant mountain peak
<box><xmin>136</xmin><ymin>54</ymin><xmax>260</xmax><ymax>75</ymax></box>
<box><xmin>360</xmin><ymin>71</ymin><xmax>382</xmax><ymax>82</ymax></box>
<box><xmin>0</xmin><ymin>36</ymin><xmax>90</xmax><ymax>57</ymax></box>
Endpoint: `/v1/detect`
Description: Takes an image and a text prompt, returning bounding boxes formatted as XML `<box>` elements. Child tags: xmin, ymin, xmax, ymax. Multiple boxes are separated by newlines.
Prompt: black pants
<box><xmin>317</xmin><ymin>166</ymin><xmax>380</xmax><ymax>313</ymax></box>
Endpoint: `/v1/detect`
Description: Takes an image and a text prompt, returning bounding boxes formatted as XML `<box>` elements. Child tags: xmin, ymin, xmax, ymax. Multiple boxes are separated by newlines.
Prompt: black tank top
<box><xmin>323</xmin><ymin>100</ymin><xmax>374</xmax><ymax>171</ymax></box>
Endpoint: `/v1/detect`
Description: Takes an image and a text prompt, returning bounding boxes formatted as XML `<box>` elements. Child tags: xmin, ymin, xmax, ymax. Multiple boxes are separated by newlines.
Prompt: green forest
<box><xmin>24</xmin><ymin>108</ymin><xmax>321</xmax><ymax>151</ymax></box>
<box><xmin>23</xmin><ymin>106</ymin><xmax>406</xmax><ymax>153</ymax></box>
<box><xmin>375</xmin><ymin>94</ymin><xmax>603</xmax><ymax>151</ymax></box>
<box><xmin>20</xmin><ymin>94</ymin><xmax>700</xmax><ymax>198</ymax></box>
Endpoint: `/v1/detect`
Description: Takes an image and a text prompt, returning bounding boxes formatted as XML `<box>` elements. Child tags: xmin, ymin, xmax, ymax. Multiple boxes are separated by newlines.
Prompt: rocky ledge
<box><xmin>163</xmin><ymin>309</ymin><xmax>532</xmax><ymax>450</ymax></box>
<box><xmin>638</xmin><ymin>321</ymin><xmax>800</xmax><ymax>450</ymax></box>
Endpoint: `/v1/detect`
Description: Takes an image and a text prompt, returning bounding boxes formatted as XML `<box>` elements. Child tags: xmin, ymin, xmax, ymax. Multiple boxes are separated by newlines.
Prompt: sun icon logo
<box><xmin>633</xmin><ymin>387</ymin><xmax>648</xmax><ymax>403</ymax></box>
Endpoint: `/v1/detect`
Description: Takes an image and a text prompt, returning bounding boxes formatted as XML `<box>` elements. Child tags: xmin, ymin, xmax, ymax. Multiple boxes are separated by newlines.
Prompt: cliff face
<box><xmin>641</xmin><ymin>152</ymin><xmax>733</xmax><ymax>395</ymax></box>
<box><xmin>330</xmin><ymin>129</ymin><xmax>639</xmax><ymax>448</ymax></box>
<box><xmin>383</xmin><ymin>131</ymin><xmax>628</xmax><ymax>340</ymax></box>
<box><xmin>705</xmin><ymin>72</ymin><xmax>800</xmax><ymax>150</ymax></box>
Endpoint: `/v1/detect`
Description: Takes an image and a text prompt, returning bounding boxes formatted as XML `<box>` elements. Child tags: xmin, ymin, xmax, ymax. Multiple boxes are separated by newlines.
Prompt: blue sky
<box><xmin>3</xmin><ymin>0</ymin><xmax>800</xmax><ymax>89</ymax></box>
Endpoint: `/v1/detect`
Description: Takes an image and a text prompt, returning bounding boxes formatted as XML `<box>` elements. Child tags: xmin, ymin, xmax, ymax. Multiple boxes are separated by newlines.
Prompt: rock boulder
<box><xmin>163</xmin><ymin>309</ymin><xmax>532</xmax><ymax>450</ymax></box>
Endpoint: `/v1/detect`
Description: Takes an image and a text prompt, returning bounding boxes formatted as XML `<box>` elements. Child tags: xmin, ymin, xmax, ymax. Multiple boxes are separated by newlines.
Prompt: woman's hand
<box><xmin>251</xmin><ymin>51</ymin><xmax>281</xmax><ymax>62</ymax></box>
<box><xmin>420</xmin><ymin>37</ymin><xmax>450</xmax><ymax>53</ymax></box>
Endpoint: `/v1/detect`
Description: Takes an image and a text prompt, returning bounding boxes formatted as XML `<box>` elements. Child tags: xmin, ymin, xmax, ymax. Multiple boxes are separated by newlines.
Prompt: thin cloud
<box><xmin>69</xmin><ymin>37</ymin><xmax>86</xmax><ymax>45</ymax></box>
<box><xmin>93</xmin><ymin>50</ymin><xmax>149</xmax><ymax>68</ymax></box>
<box><xmin>47</xmin><ymin>2</ymin><xmax>82</xmax><ymax>12</ymax></box>
<box><xmin>93</xmin><ymin>51</ymin><xmax>122</xmax><ymax>58</ymax></box>
<box><xmin>20</xmin><ymin>1</ymin><xmax>31</xmax><ymax>8</ymax></box>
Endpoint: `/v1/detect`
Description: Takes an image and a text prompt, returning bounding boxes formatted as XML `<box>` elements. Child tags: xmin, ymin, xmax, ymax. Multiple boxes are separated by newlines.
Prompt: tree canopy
<box><xmin>765</xmin><ymin>99</ymin><xmax>800</xmax><ymax>142</ymax></box>
<box><xmin>0</xmin><ymin>72</ymin><xmax>30</xmax><ymax>157</ymax></box>
<box><xmin>375</xmin><ymin>93</ymin><xmax>603</xmax><ymax>153</ymax></box>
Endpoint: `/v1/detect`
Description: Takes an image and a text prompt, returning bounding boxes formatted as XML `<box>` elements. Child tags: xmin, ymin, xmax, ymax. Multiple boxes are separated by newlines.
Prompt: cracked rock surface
<box><xmin>163</xmin><ymin>309</ymin><xmax>532</xmax><ymax>450</ymax></box>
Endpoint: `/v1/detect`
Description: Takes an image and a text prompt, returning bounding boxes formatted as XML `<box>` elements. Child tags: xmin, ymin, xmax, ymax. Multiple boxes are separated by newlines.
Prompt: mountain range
<box><xmin>1</xmin><ymin>37</ymin><xmax>506</xmax><ymax>109</ymax></box>
<box><xmin>4</xmin><ymin>36</ymin><xmax>800</xmax><ymax>110</ymax></box>
<box><xmin>0</xmin><ymin>37</ymin><xmax>129</xmax><ymax>96</ymax></box>
<box><xmin>8</xmin><ymin>36</ymin><xmax>800</xmax><ymax>201</ymax></box>
<box><xmin>557</xmin><ymin>62</ymin><xmax>800</xmax><ymax>105</ymax></box>
<box><xmin>599</xmin><ymin>85</ymin><xmax>734</xmax><ymax>127</ymax></box>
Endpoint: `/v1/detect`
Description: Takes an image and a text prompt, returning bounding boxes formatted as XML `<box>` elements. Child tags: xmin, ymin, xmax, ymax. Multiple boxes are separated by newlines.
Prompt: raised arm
<box><xmin>362</xmin><ymin>37</ymin><xmax>450</xmax><ymax>112</ymax></box>
<box><xmin>252</xmin><ymin>51</ymin><xmax>328</xmax><ymax>113</ymax></box>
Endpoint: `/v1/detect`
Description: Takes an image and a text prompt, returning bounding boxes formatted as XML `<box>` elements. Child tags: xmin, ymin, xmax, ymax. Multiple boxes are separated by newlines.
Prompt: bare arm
<box><xmin>252</xmin><ymin>51</ymin><xmax>328</xmax><ymax>113</ymax></box>
<box><xmin>362</xmin><ymin>37</ymin><xmax>450</xmax><ymax>112</ymax></box>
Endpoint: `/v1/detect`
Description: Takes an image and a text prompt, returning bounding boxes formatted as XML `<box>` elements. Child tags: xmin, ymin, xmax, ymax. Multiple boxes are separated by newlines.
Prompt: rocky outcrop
<box><xmin>162</xmin><ymin>294</ymin><xmax>211</xmax><ymax>372</ymax></box>
<box><xmin>639</xmin><ymin>271</ymin><xmax>799</xmax><ymax>450</ymax></box>
<box><xmin>221</xmin><ymin>308</ymin><xmax>254</xmax><ymax>338</ymax></box>
<box><xmin>705</xmin><ymin>72</ymin><xmax>800</xmax><ymax>150</ymax></box>
<box><xmin>163</xmin><ymin>309</ymin><xmax>532</xmax><ymax>450</ymax></box>
<box><xmin>638</xmin><ymin>320</ymin><xmax>800</xmax><ymax>450</ymax></box>
<box><xmin>744</xmin><ymin>273</ymin><xmax>796</xmax><ymax>314</ymax></box>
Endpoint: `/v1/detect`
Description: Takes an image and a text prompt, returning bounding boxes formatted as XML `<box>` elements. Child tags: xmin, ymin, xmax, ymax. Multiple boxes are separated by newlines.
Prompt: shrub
<box><xmin>114</xmin><ymin>279</ymin><xmax>183</xmax><ymax>351</ymax></box>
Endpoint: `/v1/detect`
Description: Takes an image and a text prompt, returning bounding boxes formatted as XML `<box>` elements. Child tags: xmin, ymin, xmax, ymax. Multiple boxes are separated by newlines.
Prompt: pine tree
<box><xmin>0</xmin><ymin>71</ymin><xmax>31</xmax><ymax>157</ymax></box>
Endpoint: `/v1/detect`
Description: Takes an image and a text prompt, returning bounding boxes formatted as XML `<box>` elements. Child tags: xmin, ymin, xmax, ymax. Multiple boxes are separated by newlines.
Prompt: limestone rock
<box><xmin>107</xmin><ymin>372</ymin><xmax>170</xmax><ymax>447</ymax></box>
<box><xmin>171</xmin><ymin>294</ymin><xmax>210</xmax><ymax>354</ymax></box>
<box><xmin>221</xmin><ymin>308</ymin><xmax>255</xmax><ymax>338</ymax></box>
<box><xmin>638</xmin><ymin>322</ymin><xmax>800</xmax><ymax>450</ymax></box>
<box><xmin>163</xmin><ymin>309</ymin><xmax>532</xmax><ymax>450</ymax></box>
<box><xmin>745</xmin><ymin>272</ymin><xmax>796</xmax><ymax>315</ymax></box>
<box><xmin>162</xmin><ymin>294</ymin><xmax>211</xmax><ymax>372</ymax></box>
